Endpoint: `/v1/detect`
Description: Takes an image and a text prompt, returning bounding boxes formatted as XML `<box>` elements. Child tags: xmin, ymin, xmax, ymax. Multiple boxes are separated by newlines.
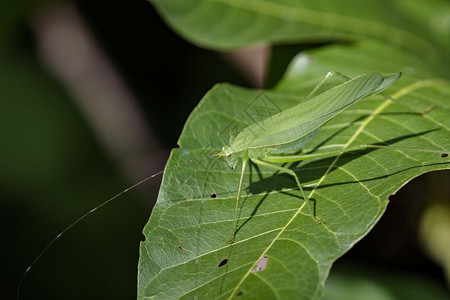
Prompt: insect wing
<box><xmin>230</xmin><ymin>73</ymin><xmax>384</xmax><ymax>151</ymax></box>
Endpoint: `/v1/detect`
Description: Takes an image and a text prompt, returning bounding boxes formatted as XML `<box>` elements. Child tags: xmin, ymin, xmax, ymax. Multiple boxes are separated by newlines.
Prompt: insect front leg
<box><xmin>229</xmin><ymin>158</ymin><xmax>248</xmax><ymax>244</ymax></box>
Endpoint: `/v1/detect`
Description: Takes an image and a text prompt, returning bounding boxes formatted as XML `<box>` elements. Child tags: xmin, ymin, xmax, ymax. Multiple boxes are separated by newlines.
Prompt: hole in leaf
<box><xmin>441</xmin><ymin>153</ymin><xmax>448</xmax><ymax>158</ymax></box>
<box><xmin>218</xmin><ymin>258</ymin><xmax>228</xmax><ymax>267</ymax></box>
<box><xmin>210</xmin><ymin>193</ymin><xmax>217</xmax><ymax>198</ymax></box>
<box><xmin>236</xmin><ymin>291</ymin><xmax>244</xmax><ymax>297</ymax></box>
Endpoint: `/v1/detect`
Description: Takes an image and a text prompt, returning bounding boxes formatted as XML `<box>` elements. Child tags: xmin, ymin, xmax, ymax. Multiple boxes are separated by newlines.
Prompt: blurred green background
<box><xmin>2</xmin><ymin>1</ymin><xmax>449</xmax><ymax>299</ymax></box>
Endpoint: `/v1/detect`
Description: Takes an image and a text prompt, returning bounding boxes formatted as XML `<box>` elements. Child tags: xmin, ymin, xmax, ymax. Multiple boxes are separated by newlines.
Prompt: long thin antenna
<box><xmin>194</xmin><ymin>153</ymin><xmax>223</xmax><ymax>300</ymax></box>
<box><xmin>17</xmin><ymin>152</ymin><xmax>219</xmax><ymax>300</ymax></box>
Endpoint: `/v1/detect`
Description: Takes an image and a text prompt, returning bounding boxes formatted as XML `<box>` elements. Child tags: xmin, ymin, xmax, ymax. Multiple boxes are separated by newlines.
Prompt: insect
<box><xmin>215</xmin><ymin>72</ymin><xmax>403</xmax><ymax>243</ymax></box>
<box><xmin>20</xmin><ymin>71</ymin><xmax>446</xmax><ymax>299</ymax></box>
<box><xmin>134</xmin><ymin>71</ymin><xmax>449</xmax><ymax>299</ymax></box>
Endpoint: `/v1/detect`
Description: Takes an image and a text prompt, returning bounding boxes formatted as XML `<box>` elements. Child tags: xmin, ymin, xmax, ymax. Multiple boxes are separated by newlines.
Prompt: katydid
<box><xmin>216</xmin><ymin>72</ymin><xmax>403</xmax><ymax>243</ymax></box>
<box><xmin>19</xmin><ymin>71</ymin><xmax>446</xmax><ymax>297</ymax></box>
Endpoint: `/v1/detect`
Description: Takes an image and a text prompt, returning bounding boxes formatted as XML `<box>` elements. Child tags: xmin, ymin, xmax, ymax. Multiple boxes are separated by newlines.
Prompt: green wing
<box><xmin>230</xmin><ymin>73</ymin><xmax>400</xmax><ymax>153</ymax></box>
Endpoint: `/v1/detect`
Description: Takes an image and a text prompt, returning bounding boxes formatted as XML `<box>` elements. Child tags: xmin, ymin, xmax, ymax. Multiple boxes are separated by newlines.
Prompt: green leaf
<box><xmin>148</xmin><ymin>0</ymin><xmax>450</xmax><ymax>79</ymax></box>
<box><xmin>148</xmin><ymin>0</ymin><xmax>448</xmax><ymax>60</ymax></box>
<box><xmin>138</xmin><ymin>43</ymin><xmax>450</xmax><ymax>299</ymax></box>
<box><xmin>392</xmin><ymin>0</ymin><xmax>450</xmax><ymax>53</ymax></box>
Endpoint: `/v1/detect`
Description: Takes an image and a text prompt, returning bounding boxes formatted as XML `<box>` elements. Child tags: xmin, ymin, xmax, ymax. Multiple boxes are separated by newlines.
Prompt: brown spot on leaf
<box><xmin>252</xmin><ymin>255</ymin><xmax>269</xmax><ymax>273</ymax></box>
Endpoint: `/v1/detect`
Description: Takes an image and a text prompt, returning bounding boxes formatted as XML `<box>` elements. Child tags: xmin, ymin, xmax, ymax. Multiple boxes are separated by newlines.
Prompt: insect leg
<box><xmin>328</xmin><ymin>72</ymin><xmax>430</xmax><ymax>114</ymax></box>
<box><xmin>380</xmin><ymin>93</ymin><xmax>436</xmax><ymax>115</ymax></box>
<box><xmin>305</xmin><ymin>70</ymin><xmax>352</xmax><ymax>100</ymax></box>
<box><xmin>229</xmin><ymin>158</ymin><xmax>248</xmax><ymax>244</ymax></box>
<box><xmin>329</xmin><ymin>71</ymin><xmax>351</xmax><ymax>81</ymax></box>
<box><xmin>250</xmin><ymin>158</ymin><xmax>320</xmax><ymax>222</ymax></box>
<box><xmin>304</xmin><ymin>71</ymin><xmax>335</xmax><ymax>100</ymax></box>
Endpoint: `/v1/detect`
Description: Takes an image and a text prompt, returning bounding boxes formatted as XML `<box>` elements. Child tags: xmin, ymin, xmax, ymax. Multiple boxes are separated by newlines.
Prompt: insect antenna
<box><xmin>17</xmin><ymin>152</ymin><xmax>218</xmax><ymax>300</ymax></box>
<box><xmin>191</xmin><ymin>152</ymin><xmax>222</xmax><ymax>297</ymax></box>
<box><xmin>202</xmin><ymin>154</ymin><xmax>222</xmax><ymax>195</ymax></box>
<box><xmin>196</xmin><ymin>152</ymin><xmax>221</xmax><ymax>244</ymax></box>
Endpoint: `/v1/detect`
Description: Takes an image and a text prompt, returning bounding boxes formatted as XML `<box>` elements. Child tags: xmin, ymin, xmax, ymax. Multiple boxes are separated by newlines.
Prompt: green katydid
<box><xmin>214</xmin><ymin>72</ymin><xmax>403</xmax><ymax>243</ymax></box>
<box><xmin>19</xmin><ymin>71</ymin><xmax>446</xmax><ymax>298</ymax></box>
<box><xmin>138</xmin><ymin>71</ymin><xmax>448</xmax><ymax>299</ymax></box>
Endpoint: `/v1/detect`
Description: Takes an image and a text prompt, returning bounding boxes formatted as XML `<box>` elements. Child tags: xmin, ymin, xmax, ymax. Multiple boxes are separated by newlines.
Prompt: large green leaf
<box><xmin>138</xmin><ymin>41</ymin><xmax>450</xmax><ymax>299</ymax></box>
<box><xmin>148</xmin><ymin>0</ymin><xmax>449</xmax><ymax>69</ymax></box>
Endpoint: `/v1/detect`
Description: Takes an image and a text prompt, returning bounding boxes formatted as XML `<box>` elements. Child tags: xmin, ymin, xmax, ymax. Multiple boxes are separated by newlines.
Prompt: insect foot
<box><xmin>228</xmin><ymin>233</ymin><xmax>236</xmax><ymax>244</ymax></box>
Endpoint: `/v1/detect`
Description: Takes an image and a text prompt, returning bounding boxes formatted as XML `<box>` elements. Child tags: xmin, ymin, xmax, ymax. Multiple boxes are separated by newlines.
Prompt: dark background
<box><xmin>2</xmin><ymin>1</ymin><xmax>448</xmax><ymax>299</ymax></box>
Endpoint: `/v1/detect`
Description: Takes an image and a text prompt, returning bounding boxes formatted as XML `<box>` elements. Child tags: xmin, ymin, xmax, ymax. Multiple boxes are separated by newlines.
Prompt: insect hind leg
<box><xmin>381</xmin><ymin>93</ymin><xmax>436</xmax><ymax>115</ymax></box>
<box><xmin>324</xmin><ymin>71</ymin><xmax>435</xmax><ymax>114</ymax></box>
<box><xmin>250</xmin><ymin>158</ymin><xmax>322</xmax><ymax>223</ymax></box>
<box><xmin>305</xmin><ymin>71</ymin><xmax>351</xmax><ymax>100</ymax></box>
